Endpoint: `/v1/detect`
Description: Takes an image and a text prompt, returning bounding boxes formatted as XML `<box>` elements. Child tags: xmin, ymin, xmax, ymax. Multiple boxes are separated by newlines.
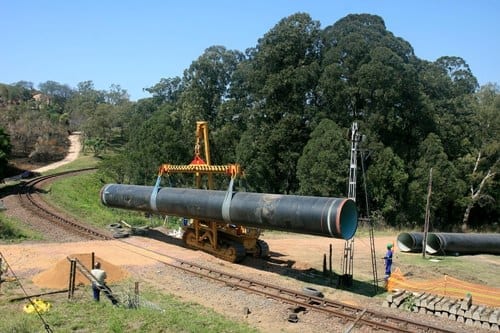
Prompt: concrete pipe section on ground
<box><xmin>397</xmin><ymin>232</ymin><xmax>500</xmax><ymax>255</ymax></box>
<box><xmin>397</xmin><ymin>232</ymin><xmax>424</xmax><ymax>252</ymax></box>
<box><xmin>101</xmin><ymin>184</ymin><xmax>358</xmax><ymax>240</ymax></box>
<box><xmin>426</xmin><ymin>233</ymin><xmax>500</xmax><ymax>255</ymax></box>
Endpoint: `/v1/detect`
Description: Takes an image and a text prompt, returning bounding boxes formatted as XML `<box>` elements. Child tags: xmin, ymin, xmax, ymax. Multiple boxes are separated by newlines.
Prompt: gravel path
<box><xmin>32</xmin><ymin>132</ymin><xmax>82</xmax><ymax>173</ymax></box>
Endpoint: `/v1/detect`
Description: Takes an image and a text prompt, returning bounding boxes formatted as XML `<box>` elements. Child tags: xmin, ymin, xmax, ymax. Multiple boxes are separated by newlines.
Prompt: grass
<box><xmin>46</xmin><ymin>171</ymin><xmax>182</xmax><ymax>229</ymax></box>
<box><xmin>3</xmin><ymin>154</ymin><xmax>499</xmax><ymax>330</ymax></box>
<box><xmin>2</xmin><ymin>155</ymin><xmax>258</xmax><ymax>332</ymax></box>
<box><xmin>0</xmin><ymin>214</ymin><xmax>43</xmax><ymax>242</ymax></box>
<box><xmin>0</xmin><ymin>283</ymin><xmax>258</xmax><ymax>333</ymax></box>
<box><xmin>47</xmin><ymin>171</ymin><xmax>151</xmax><ymax>228</ymax></box>
<box><xmin>42</xmin><ymin>154</ymin><xmax>100</xmax><ymax>175</ymax></box>
<box><xmin>41</xmin><ymin>154</ymin><xmax>182</xmax><ymax>229</ymax></box>
<box><xmin>395</xmin><ymin>251</ymin><xmax>500</xmax><ymax>287</ymax></box>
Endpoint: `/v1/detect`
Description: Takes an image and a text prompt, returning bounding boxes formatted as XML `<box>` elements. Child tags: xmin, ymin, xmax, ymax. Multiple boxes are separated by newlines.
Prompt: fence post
<box><xmin>68</xmin><ymin>259</ymin><xmax>76</xmax><ymax>299</ymax></box>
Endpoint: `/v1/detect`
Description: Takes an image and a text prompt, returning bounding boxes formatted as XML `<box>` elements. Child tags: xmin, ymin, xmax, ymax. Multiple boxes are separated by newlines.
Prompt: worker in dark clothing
<box><xmin>90</xmin><ymin>262</ymin><xmax>107</xmax><ymax>302</ymax></box>
<box><xmin>383</xmin><ymin>243</ymin><xmax>394</xmax><ymax>281</ymax></box>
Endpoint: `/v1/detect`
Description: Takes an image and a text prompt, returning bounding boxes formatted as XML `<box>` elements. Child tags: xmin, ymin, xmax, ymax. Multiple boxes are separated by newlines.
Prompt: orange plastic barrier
<box><xmin>387</xmin><ymin>268</ymin><xmax>500</xmax><ymax>307</ymax></box>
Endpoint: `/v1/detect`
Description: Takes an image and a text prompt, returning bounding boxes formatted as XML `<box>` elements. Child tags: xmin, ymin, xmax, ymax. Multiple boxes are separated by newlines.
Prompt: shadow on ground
<box><xmin>138</xmin><ymin>228</ymin><xmax>385</xmax><ymax>298</ymax></box>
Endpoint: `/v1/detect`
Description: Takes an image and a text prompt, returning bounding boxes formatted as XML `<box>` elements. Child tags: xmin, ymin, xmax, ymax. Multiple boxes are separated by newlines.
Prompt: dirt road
<box><xmin>32</xmin><ymin>132</ymin><xmax>81</xmax><ymax>173</ymax></box>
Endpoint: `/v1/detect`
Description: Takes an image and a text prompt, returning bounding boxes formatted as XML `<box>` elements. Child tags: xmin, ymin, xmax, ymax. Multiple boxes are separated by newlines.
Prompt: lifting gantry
<box><xmin>154</xmin><ymin>121</ymin><xmax>269</xmax><ymax>262</ymax></box>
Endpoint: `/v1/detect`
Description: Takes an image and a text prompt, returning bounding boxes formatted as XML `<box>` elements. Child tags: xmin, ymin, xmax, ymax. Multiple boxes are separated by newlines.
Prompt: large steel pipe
<box><xmin>101</xmin><ymin>184</ymin><xmax>358</xmax><ymax>240</ymax></box>
<box><xmin>426</xmin><ymin>233</ymin><xmax>500</xmax><ymax>255</ymax></box>
<box><xmin>397</xmin><ymin>232</ymin><xmax>424</xmax><ymax>252</ymax></box>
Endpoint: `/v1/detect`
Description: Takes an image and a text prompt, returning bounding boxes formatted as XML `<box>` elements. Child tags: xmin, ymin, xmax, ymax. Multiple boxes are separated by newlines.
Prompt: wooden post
<box><xmin>0</xmin><ymin>256</ymin><xmax>3</xmax><ymax>293</ymax></box>
<box><xmin>68</xmin><ymin>259</ymin><xmax>76</xmax><ymax>299</ymax></box>
<box><xmin>423</xmin><ymin>168</ymin><xmax>433</xmax><ymax>258</ymax></box>
<box><xmin>135</xmin><ymin>281</ymin><xmax>140</xmax><ymax>308</ymax></box>
<box><xmin>91</xmin><ymin>252</ymin><xmax>95</xmax><ymax>270</ymax></box>
<box><xmin>67</xmin><ymin>259</ymin><xmax>72</xmax><ymax>299</ymax></box>
<box><xmin>323</xmin><ymin>254</ymin><xmax>327</xmax><ymax>276</ymax></box>
<box><xmin>71</xmin><ymin>260</ymin><xmax>77</xmax><ymax>298</ymax></box>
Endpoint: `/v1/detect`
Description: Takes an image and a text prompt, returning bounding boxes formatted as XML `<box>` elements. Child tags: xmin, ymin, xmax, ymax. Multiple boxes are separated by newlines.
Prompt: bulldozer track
<box><xmin>17</xmin><ymin>169</ymin><xmax>458</xmax><ymax>332</ymax></box>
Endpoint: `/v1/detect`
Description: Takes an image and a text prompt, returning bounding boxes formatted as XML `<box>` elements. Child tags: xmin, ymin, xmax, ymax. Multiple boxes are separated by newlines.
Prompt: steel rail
<box><xmin>17</xmin><ymin>168</ymin><xmax>111</xmax><ymax>240</ymax></box>
<box><xmin>167</xmin><ymin>259</ymin><xmax>455</xmax><ymax>333</ymax></box>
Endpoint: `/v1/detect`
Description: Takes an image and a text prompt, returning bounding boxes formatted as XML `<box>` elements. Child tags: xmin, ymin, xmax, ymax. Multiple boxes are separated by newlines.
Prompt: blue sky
<box><xmin>1</xmin><ymin>1</ymin><xmax>498</xmax><ymax>101</ymax></box>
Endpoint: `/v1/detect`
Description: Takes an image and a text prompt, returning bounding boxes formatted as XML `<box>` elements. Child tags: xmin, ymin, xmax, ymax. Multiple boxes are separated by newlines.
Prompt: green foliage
<box><xmin>0</xmin><ymin>214</ymin><xmax>41</xmax><ymax>241</ymax></box>
<box><xmin>144</xmin><ymin>76</ymin><xmax>183</xmax><ymax>105</ymax></box>
<box><xmin>403</xmin><ymin>293</ymin><xmax>416</xmax><ymax>312</ymax></box>
<box><xmin>2</xmin><ymin>12</ymin><xmax>498</xmax><ymax>231</ymax></box>
<box><xmin>408</xmin><ymin>134</ymin><xmax>465</xmax><ymax>229</ymax></box>
<box><xmin>179</xmin><ymin>46</ymin><xmax>244</xmax><ymax>128</ymax></box>
<box><xmin>367</xmin><ymin>146</ymin><xmax>408</xmax><ymax>225</ymax></box>
<box><xmin>0</xmin><ymin>289</ymin><xmax>258</xmax><ymax>333</ymax></box>
<box><xmin>47</xmin><ymin>172</ymin><xmax>150</xmax><ymax>227</ymax></box>
<box><xmin>0</xmin><ymin>127</ymin><xmax>11</xmax><ymax>177</ymax></box>
<box><xmin>38</xmin><ymin>80</ymin><xmax>75</xmax><ymax>109</ymax></box>
<box><xmin>456</xmin><ymin>84</ymin><xmax>500</xmax><ymax>229</ymax></box>
<box><xmin>0</xmin><ymin>217</ymin><xmax>27</xmax><ymax>240</ymax></box>
<box><xmin>84</xmin><ymin>137</ymin><xmax>107</xmax><ymax>157</ymax></box>
<box><xmin>233</xmin><ymin>13</ymin><xmax>321</xmax><ymax>193</ymax></box>
<box><xmin>297</xmin><ymin>119</ymin><xmax>349</xmax><ymax>197</ymax></box>
<box><xmin>122</xmin><ymin>110</ymin><xmax>190</xmax><ymax>185</ymax></box>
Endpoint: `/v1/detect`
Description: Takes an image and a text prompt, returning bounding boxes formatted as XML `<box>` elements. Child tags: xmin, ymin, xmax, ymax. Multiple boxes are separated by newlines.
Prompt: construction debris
<box><xmin>384</xmin><ymin>290</ymin><xmax>499</xmax><ymax>331</ymax></box>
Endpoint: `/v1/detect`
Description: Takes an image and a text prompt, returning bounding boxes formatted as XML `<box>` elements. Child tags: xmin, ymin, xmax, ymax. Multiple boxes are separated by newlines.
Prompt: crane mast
<box><xmin>348</xmin><ymin>122</ymin><xmax>360</xmax><ymax>201</ymax></box>
<box><xmin>341</xmin><ymin>122</ymin><xmax>379</xmax><ymax>293</ymax></box>
<box><xmin>340</xmin><ymin>123</ymin><xmax>360</xmax><ymax>286</ymax></box>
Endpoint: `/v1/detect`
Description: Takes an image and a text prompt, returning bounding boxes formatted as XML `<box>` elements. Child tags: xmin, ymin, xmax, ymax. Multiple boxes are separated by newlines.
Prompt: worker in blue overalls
<box><xmin>383</xmin><ymin>243</ymin><xmax>394</xmax><ymax>282</ymax></box>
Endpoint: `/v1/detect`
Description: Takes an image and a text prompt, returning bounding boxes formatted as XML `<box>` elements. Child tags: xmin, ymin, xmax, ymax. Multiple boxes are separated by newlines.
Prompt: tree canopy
<box><xmin>1</xmin><ymin>13</ymin><xmax>498</xmax><ymax>231</ymax></box>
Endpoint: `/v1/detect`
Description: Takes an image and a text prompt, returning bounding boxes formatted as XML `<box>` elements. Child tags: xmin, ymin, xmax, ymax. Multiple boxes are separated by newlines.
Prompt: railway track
<box><xmin>17</xmin><ymin>169</ymin><xmax>459</xmax><ymax>333</ymax></box>
<box><xmin>17</xmin><ymin>168</ymin><xmax>111</xmax><ymax>241</ymax></box>
<box><xmin>140</xmin><ymin>250</ymin><xmax>458</xmax><ymax>333</ymax></box>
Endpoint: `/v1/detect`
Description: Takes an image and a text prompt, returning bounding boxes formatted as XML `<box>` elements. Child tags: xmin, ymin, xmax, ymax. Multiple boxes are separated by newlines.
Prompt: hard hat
<box><xmin>387</xmin><ymin>243</ymin><xmax>393</xmax><ymax>249</ymax></box>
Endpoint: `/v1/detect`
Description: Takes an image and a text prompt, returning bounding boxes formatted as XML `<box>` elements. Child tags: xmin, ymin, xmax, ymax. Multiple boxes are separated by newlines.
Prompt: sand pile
<box><xmin>32</xmin><ymin>253</ymin><xmax>128</xmax><ymax>289</ymax></box>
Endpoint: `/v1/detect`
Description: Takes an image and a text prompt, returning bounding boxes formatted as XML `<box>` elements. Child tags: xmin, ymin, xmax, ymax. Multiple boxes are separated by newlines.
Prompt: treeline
<box><xmin>1</xmin><ymin>13</ymin><xmax>498</xmax><ymax>232</ymax></box>
<box><xmin>0</xmin><ymin>80</ymin><xmax>131</xmax><ymax>169</ymax></box>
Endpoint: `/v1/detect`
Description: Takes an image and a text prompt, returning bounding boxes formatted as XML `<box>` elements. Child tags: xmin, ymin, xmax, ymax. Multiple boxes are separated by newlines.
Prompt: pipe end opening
<box><xmin>339</xmin><ymin>199</ymin><xmax>358</xmax><ymax>240</ymax></box>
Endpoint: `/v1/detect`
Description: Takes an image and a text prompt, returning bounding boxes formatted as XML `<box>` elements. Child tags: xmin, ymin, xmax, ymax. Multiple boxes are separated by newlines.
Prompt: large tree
<box><xmin>179</xmin><ymin>46</ymin><xmax>244</xmax><ymax>128</ymax></box>
<box><xmin>297</xmin><ymin>119</ymin><xmax>349</xmax><ymax>197</ymax></box>
<box><xmin>319</xmin><ymin>14</ymin><xmax>432</xmax><ymax>161</ymax></box>
<box><xmin>366</xmin><ymin>145</ymin><xmax>409</xmax><ymax>226</ymax></box>
<box><xmin>54</xmin><ymin>12</ymin><xmax>498</xmax><ymax>230</ymax></box>
<box><xmin>235</xmin><ymin>13</ymin><xmax>321</xmax><ymax>193</ymax></box>
<box><xmin>65</xmin><ymin>81</ymin><xmax>105</xmax><ymax>130</ymax></box>
<box><xmin>459</xmin><ymin>84</ymin><xmax>499</xmax><ymax>230</ymax></box>
<box><xmin>38</xmin><ymin>80</ymin><xmax>75</xmax><ymax>108</ymax></box>
<box><xmin>408</xmin><ymin>133</ymin><xmax>464</xmax><ymax>229</ymax></box>
<box><xmin>144</xmin><ymin>77</ymin><xmax>184</xmax><ymax>106</ymax></box>
<box><xmin>121</xmin><ymin>109</ymin><xmax>189</xmax><ymax>185</ymax></box>
<box><xmin>422</xmin><ymin>56</ymin><xmax>480</xmax><ymax>161</ymax></box>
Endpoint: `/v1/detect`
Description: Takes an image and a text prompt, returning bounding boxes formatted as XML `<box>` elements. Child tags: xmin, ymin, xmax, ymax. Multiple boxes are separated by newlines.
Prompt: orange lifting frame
<box><xmin>154</xmin><ymin>121</ymin><xmax>244</xmax><ymax>254</ymax></box>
